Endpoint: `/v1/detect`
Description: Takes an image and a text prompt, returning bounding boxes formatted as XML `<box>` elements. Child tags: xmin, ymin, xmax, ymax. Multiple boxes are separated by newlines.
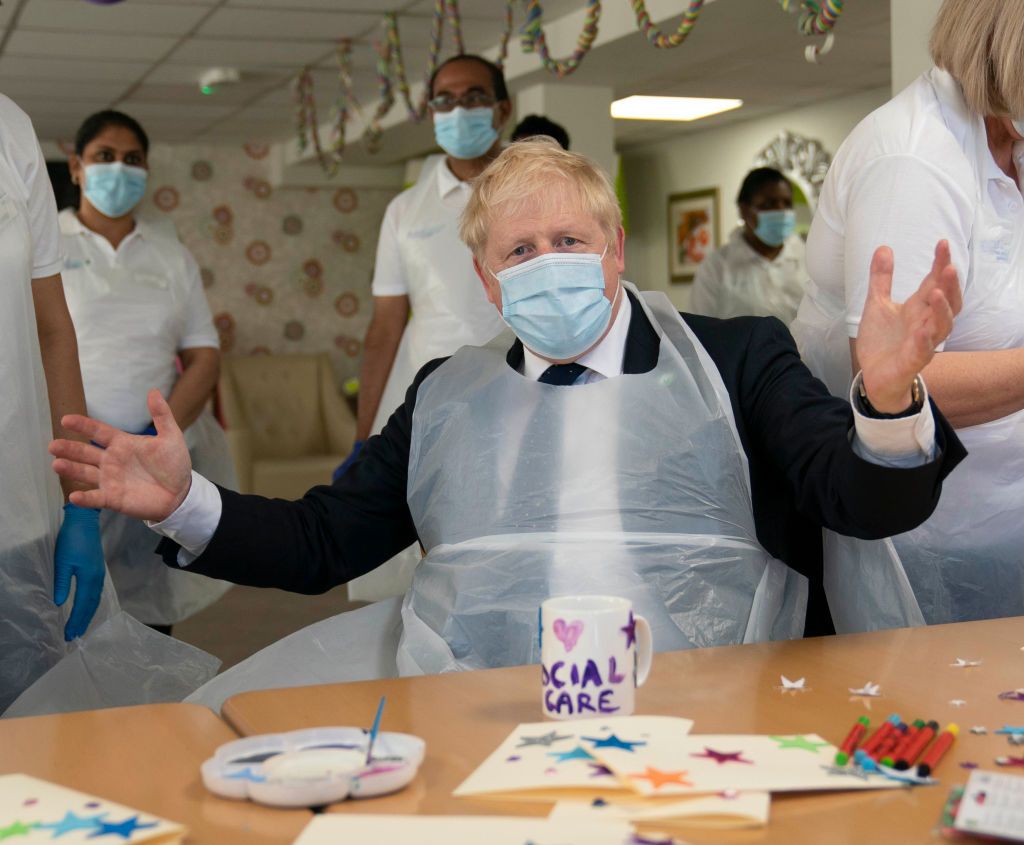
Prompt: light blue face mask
<box><xmin>491</xmin><ymin>247</ymin><xmax>613</xmax><ymax>361</ymax></box>
<box><xmin>753</xmin><ymin>209</ymin><xmax>796</xmax><ymax>248</ymax></box>
<box><xmin>433</xmin><ymin>106</ymin><xmax>498</xmax><ymax>160</ymax></box>
<box><xmin>83</xmin><ymin>162</ymin><xmax>148</xmax><ymax>218</ymax></box>
<box><xmin>1013</xmin><ymin>117</ymin><xmax>1024</xmax><ymax>137</ymax></box>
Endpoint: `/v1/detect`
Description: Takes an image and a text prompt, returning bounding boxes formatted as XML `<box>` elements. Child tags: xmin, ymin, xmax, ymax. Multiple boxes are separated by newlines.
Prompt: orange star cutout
<box><xmin>629</xmin><ymin>766</ymin><xmax>693</xmax><ymax>789</ymax></box>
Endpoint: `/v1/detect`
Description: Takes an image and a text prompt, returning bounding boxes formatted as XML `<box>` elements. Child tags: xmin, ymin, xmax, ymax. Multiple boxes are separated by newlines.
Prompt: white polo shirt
<box><xmin>59</xmin><ymin>209</ymin><xmax>218</xmax><ymax>433</ymax></box>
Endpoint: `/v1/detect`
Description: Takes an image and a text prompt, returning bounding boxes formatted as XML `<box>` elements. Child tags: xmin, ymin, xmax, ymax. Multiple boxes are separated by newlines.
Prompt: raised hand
<box><xmin>49</xmin><ymin>389</ymin><xmax>192</xmax><ymax>523</ymax></box>
<box><xmin>856</xmin><ymin>241</ymin><xmax>962</xmax><ymax>413</ymax></box>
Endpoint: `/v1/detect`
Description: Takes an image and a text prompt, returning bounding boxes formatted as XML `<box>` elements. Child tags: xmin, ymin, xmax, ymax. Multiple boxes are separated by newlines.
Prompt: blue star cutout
<box><xmin>582</xmin><ymin>733</ymin><xmax>647</xmax><ymax>752</ymax></box>
<box><xmin>224</xmin><ymin>766</ymin><xmax>266</xmax><ymax>782</ymax></box>
<box><xmin>546</xmin><ymin>745</ymin><xmax>595</xmax><ymax>763</ymax></box>
<box><xmin>88</xmin><ymin>816</ymin><xmax>158</xmax><ymax>839</ymax></box>
<box><xmin>621</xmin><ymin>611</ymin><xmax>637</xmax><ymax>648</ymax></box>
<box><xmin>38</xmin><ymin>811</ymin><xmax>106</xmax><ymax>837</ymax></box>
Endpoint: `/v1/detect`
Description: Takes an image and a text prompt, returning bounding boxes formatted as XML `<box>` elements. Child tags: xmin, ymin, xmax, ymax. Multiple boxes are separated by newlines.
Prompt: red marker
<box><xmin>860</xmin><ymin>716</ymin><xmax>900</xmax><ymax>756</ymax></box>
<box><xmin>835</xmin><ymin>716</ymin><xmax>870</xmax><ymax>765</ymax></box>
<box><xmin>916</xmin><ymin>724</ymin><xmax>958</xmax><ymax>777</ymax></box>
<box><xmin>895</xmin><ymin>720</ymin><xmax>938</xmax><ymax>770</ymax></box>
<box><xmin>883</xmin><ymin>719</ymin><xmax>924</xmax><ymax>768</ymax></box>
<box><xmin>872</xmin><ymin>723</ymin><xmax>905</xmax><ymax>762</ymax></box>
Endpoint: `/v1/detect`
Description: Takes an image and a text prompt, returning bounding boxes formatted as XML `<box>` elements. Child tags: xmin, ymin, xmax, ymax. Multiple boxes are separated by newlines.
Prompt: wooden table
<box><xmin>0</xmin><ymin>702</ymin><xmax>311</xmax><ymax>844</ymax></box>
<box><xmin>222</xmin><ymin>617</ymin><xmax>1024</xmax><ymax>843</ymax></box>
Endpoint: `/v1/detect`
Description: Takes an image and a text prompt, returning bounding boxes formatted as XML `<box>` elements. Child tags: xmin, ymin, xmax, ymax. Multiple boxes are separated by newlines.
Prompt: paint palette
<box><xmin>201</xmin><ymin>727</ymin><xmax>425</xmax><ymax>808</ymax></box>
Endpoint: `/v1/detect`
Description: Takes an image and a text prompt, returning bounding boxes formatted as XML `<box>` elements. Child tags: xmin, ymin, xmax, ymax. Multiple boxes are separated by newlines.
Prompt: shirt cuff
<box><xmin>849</xmin><ymin>373</ymin><xmax>937</xmax><ymax>467</ymax></box>
<box><xmin>145</xmin><ymin>470</ymin><xmax>222</xmax><ymax>567</ymax></box>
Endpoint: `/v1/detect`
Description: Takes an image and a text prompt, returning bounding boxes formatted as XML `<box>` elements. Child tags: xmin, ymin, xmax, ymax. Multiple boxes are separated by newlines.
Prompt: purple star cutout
<box><xmin>84</xmin><ymin>802</ymin><xmax>100</xmax><ymax>809</ymax></box>
<box><xmin>691</xmin><ymin>747</ymin><xmax>754</xmax><ymax>765</ymax></box>
<box><xmin>621</xmin><ymin>611</ymin><xmax>637</xmax><ymax>648</ymax></box>
<box><xmin>22</xmin><ymin>798</ymin><xmax>37</xmax><ymax>807</ymax></box>
<box><xmin>588</xmin><ymin>762</ymin><xmax>615</xmax><ymax>778</ymax></box>
<box><xmin>591</xmin><ymin>798</ymin><xmax>608</xmax><ymax>807</ymax></box>
<box><xmin>506</xmin><ymin>755</ymin><xmax>521</xmax><ymax>762</ymax></box>
<box><xmin>961</xmin><ymin>761</ymin><xmax>979</xmax><ymax>769</ymax></box>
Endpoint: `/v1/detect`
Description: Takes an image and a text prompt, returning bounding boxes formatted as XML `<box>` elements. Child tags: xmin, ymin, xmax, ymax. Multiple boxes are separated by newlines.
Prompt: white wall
<box><xmin>620</xmin><ymin>87</ymin><xmax>890</xmax><ymax>310</ymax></box>
<box><xmin>891</xmin><ymin>0</ymin><xmax>942</xmax><ymax>95</ymax></box>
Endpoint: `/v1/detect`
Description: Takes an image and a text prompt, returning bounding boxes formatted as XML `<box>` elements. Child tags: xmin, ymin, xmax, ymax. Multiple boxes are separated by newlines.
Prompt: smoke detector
<box><xmin>199</xmin><ymin>67</ymin><xmax>241</xmax><ymax>95</ymax></box>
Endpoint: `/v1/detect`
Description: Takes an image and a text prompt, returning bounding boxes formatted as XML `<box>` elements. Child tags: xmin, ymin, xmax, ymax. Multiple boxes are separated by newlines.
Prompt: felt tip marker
<box><xmin>916</xmin><ymin>724</ymin><xmax>958</xmax><ymax>777</ymax></box>
<box><xmin>860</xmin><ymin>714</ymin><xmax>901</xmax><ymax>756</ymax></box>
<box><xmin>895</xmin><ymin>720</ymin><xmax>938</xmax><ymax>771</ymax></box>
<box><xmin>878</xmin><ymin>722</ymin><xmax>909</xmax><ymax>767</ymax></box>
<box><xmin>884</xmin><ymin>719</ymin><xmax>924</xmax><ymax>768</ymax></box>
<box><xmin>835</xmin><ymin>716</ymin><xmax>870</xmax><ymax>765</ymax></box>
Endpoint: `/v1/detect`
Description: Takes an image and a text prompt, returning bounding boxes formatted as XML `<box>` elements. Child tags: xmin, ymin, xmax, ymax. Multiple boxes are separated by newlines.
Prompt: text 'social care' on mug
<box><xmin>539</xmin><ymin>595</ymin><xmax>653</xmax><ymax>720</ymax></box>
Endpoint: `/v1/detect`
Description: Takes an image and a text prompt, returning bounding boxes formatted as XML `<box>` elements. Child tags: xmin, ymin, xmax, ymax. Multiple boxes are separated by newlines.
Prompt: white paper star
<box><xmin>950</xmin><ymin>657</ymin><xmax>981</xmax><ymax>667</ymax></box>
<box><xmin>949</xmin><ymin>699</ymin><xmax>967</xmax><ymax>708</ymax></box>
<box><xmin>849</xmin><ymin>681</ymin><xmax>881</xmax><ymax>697</ymax></box>
<box><xmin>780</xmin><ymin>675</ymin><xmax>806</xmax><ymax>690</ymax></box>
<box><xmin>970</xmin><ymin>726</ymin><xmax>988</xmax><ymax>735</ymax></box>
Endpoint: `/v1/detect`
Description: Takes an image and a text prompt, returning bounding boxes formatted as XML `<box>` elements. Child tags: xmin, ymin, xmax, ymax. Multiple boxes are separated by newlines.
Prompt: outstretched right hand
<box><xmin>50</xmin><ymin>389</ymin><xmax>192</xmax><ymax>523</ymax></box>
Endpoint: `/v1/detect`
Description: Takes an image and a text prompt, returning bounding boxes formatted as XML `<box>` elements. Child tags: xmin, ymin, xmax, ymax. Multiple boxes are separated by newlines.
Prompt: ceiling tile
<box><xmin>0</xmin><ymin>77</ymin><xmax>129</xmax><ymax>102</ymax></box>
<box><xmin>146</xmin><ymin>63</ymin><xmax>289</xmax><ymax>85</ymax></box>
<box><xmin>225</xmin><ymin>0</ymin><xmax>405</xmax><ymax>11</ymax></box>
<box><xmin>0</xmin><ymin>55</ymin><xmax>151</xmax><ymax>81</ymax></box>
<box><xmin>122</xmin><ymin>81</ymin><xmax>274</xmax><ymax>107</ymax></box>
<box><xmin>198</xmin><ymin>8</ymin><xmax>379</xmax><ymax>40</ymax></box>
<box><xmin>6</xmin><ymin>30</ymin><xmax>176</xmax><ymax>62</ymax></box>
<box><xmin>19</xmin><ymin>0</ymin><xmax>210</xmax><ymax>35</ymax></box>
<box><xmin>165</xmin><ymin>37</ymin><xmax>330</xmax><ymax>67</ymax></box>
<box><xmin>120</xmin><ymin>101</ymin><xmax>237</xmax><ymax>121</ymax></box>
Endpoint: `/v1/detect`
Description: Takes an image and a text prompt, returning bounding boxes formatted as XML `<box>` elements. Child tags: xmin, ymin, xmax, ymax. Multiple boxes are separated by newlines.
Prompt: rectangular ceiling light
<box><xmin>610</xmin><ymin>95</ymin><xmax>743</xmax><ymax>122</ymax></box>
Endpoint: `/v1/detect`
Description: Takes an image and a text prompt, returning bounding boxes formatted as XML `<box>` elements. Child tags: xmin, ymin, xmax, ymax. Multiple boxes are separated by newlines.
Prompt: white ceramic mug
<box><xmin>539</xmin><ymin>595</ymin><xmax>653</xmax><ymax>720</ymax></box>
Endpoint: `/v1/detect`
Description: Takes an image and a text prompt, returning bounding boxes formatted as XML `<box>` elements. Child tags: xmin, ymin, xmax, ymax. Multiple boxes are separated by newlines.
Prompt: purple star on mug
<box><xmin>621</xmin><ymin>611</ymin><xmax>637</xmax><ymax>648</ymax></box>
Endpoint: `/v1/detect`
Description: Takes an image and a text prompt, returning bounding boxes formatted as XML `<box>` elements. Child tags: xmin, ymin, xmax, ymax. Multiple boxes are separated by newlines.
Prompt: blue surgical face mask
<box><xmin>490</xmin><ymin>246</ymin><xmax>614</xmax><ymax>361</ymax></box>
<box><xmin>753</xmin><ymin>209</ymin><xmax>796</xmax><ymax>248</ymax></box>
<box><xmin>83</xmin><ymin>162</ymin><xmax>148</xmax><ymax>218</ymax></box>
<box><xmin>433</xmin><ymin>106</ymin><xmax>498</xmax><ymax>160</ymax></box>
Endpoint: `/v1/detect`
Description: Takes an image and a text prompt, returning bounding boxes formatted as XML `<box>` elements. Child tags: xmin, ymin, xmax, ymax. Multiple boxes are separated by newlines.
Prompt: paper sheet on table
<box><xmin>0</xmin><ymin>774</ymin><xmax>185</xmax><ymax>843</ymax></box>
<box><xmin>292</xmin><ymin>815</ymin><xmax>636</xmax><ymax>845</ymax></box>
<box><xmin>452</xmin><ymin>715</ymin><xmax>694</xmax><ymax>800</ymax></box>
<box><xmin>594</xmin><ymin>733</ymin><xmax>903</xmax><ymax>796</ymax></box>
<box><xmin>548</xmin><ymin>791</ymin><xmax>770</xmax><ymax>829</ymax></box>
<box><xmin>953</xmin><ymin>770</ymin><xmax>1024</xmax><ymax>841</ymax></box>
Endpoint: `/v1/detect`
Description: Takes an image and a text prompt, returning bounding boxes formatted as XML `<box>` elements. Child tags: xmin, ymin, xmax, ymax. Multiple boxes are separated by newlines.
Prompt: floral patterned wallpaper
<box><xmin>143</xmin><ymin>142</ymin><xmax>398</xmax><ymax>386</ymax></box>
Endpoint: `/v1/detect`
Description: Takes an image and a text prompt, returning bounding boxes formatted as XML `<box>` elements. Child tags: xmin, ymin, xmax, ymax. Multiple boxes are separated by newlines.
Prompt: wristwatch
<box><xmin>857</xmin><ymin>375</ymin><xmax>924</xmax><ymax>419</ymax></box>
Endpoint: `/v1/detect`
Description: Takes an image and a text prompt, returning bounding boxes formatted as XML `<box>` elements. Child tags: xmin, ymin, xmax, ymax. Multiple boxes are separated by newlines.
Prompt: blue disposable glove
<box><xmin>54</xmin><ymin>503</ymin><xmax>105</xmax><ymax>641</ymax></box>
<box><xmin>332</xmin><ymin>440</ymin><xmax>365</xmax><ymax>483</ymax></box>
<box><xmin>136</xmin><ymin>423</ymin><xmax>157</xmax><ymax>436</ymax></box>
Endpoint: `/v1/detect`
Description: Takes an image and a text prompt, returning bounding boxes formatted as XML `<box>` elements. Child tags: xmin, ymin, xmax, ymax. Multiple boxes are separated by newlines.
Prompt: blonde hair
<box><xmin>930</xmin><ymin>0</ymin><xmax>1024</xmax><ymax>116</ymax></box>
<box><xmin>459</xmin><ymin>138</ymin><xmax>621</xmax><ymax>258</ymax></box>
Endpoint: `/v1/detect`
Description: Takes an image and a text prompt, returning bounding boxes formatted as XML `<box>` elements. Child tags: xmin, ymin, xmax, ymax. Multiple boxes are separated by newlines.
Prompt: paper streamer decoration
<box><xmin>519</xmin><ymin>0</ymin><xmax>601</xmax><ymax>78</ymax></box>
<box><xmin>631</xmin><ymin>0</ymin><xmax>705</xmax><ymax>49</ymax></box>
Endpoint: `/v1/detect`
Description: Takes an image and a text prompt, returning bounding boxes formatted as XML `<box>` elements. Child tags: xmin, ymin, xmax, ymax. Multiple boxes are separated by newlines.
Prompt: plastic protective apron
<box><xmin>793</xmin><ymin>143</ymin><xmax>1024</xmax><ymax>629</ymax></box>
<box><xmin>0</xmin><ymin>147</ymin><xmax>75</xmax><ymax>711</ymax></box>
<box><xmin>352</xmin><ymin>163</ymin><xmax>504</xmax><ymax>602</ymax></box>
<box><xmin>397</xmin><ymin>285</ymin><xmax>807</xmax><ymax>675</ymax></box>
<box><xmin>60</xmin><ymin>241</ymin><xmax>233</xmax><ymax>626</ymax></box>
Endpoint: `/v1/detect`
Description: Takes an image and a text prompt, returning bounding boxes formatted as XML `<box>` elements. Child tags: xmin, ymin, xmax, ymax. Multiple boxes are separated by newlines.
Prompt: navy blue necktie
<box><xmin>539</xmin><ymin>363</ymin><xmax>588</xmax><ymax>386</ymax></box>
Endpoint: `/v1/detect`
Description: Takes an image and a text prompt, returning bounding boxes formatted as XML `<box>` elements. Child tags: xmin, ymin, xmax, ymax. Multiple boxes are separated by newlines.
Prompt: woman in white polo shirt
<box><xmin>791</xmin><ymin>0</ymin><xmax>1024</xmax><ymax>625</ymax></box>
<box><xmin>61</xmin><ymin>110</ymin><xmax>233</xmax><ymax>634</ymax></box>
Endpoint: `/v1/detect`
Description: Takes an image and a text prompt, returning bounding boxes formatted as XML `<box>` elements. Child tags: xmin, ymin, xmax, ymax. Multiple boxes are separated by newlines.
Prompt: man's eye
<box><xmin>561</xmin><ymin>237</ymin><xmax>579</xmax><ymax>247</ymax></box>
<box><xmin>511</xmin><ymin>245</ymin><xmax>529</xmax><ymax>257</ymax></box>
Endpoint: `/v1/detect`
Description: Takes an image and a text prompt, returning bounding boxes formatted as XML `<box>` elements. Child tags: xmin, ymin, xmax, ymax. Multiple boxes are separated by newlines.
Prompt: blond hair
<box><xmin>930</xmin><ymin>0</ymin><xmax>1024</xmax><ymax>116</ymax></box>
<box><xmin>459</xmin><ymin>138</ymin><xmax>621</xmax><ymax>258</ymax></box>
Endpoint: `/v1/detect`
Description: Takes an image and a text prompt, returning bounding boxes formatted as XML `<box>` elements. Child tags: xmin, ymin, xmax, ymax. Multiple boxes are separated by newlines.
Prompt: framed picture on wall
<box><xmin>667</xmin><ymin>187</ymin><xmax>719</xmax><ymax>283</ymax></box>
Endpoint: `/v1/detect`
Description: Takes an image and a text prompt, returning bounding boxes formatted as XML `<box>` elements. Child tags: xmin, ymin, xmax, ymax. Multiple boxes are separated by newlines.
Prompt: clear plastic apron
<box><xmin>352</xmin><ymin>161</ymin><xmax>504</xmax><ymax>602</ymax></box>
<box><xmin>0</xmin><ymin>159</ymin><xmax>217</xmax><ymax>715</ymax></box>
<box><xmin>792</xmin><ymin>116</ymin><xmax>1024</xmax><ymax>627</ymax></box>
<box><xmin>397</xmin><ymin>285</ymin><xmax>807</xmax><ymax>675</ymax></box>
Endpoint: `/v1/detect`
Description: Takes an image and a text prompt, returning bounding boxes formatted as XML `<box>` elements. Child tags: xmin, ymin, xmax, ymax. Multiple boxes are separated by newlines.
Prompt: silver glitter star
<box><xmin>516</xmin><ymin>730</ymin><xmax>572</xmax><ymax>748</ymax></box>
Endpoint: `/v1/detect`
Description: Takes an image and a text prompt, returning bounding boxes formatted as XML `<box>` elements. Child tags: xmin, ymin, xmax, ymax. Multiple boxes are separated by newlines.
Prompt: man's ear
<box><xmin>495</xmin><ymin>99</ymin><xmax>513</xmax><ymax>129</ymax></box>
<box><xmin>474</xmin><ymin>255</ymin><xmax>502</xmax><ymax>310</ymax></box>
<box><xmin>614</xmin><ymin>226</ymin><xmax>626</xmax><ymax>274</ymax></box>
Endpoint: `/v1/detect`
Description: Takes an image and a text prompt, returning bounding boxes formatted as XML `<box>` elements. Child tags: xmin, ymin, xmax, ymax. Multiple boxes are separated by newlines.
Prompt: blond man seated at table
<box><xmin>50</xmin><ymin>140</ymin><xmax>964</xmax><ymax>678</ymax></box>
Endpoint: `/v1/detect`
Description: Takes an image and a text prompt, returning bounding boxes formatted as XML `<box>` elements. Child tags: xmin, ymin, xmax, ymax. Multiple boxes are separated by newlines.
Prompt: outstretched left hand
<box><xmin>856</xmin><ymin>240</ymin><xmax>962</xmax><ymax>413</ymax></box>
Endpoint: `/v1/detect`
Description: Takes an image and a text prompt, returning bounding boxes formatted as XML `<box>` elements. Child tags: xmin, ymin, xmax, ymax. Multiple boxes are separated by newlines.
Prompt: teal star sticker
<box><xmin>769</xmin><ymin>735</ymin><xmax>830</xmax><ymax>753</ymax></box>
<box><xmin>582</xmin><ymin>733</ymin><xmax>647</xmax><ymax>752</ymax></box>
<box><xmin>547</xmin><ymin>745</ymin><xmax>596</xmax><ymax>763</ymax></box>
<box><xmin>516</xmin><ymin>730</ymin><xmax>572</xmax><ymax>748</ymax></box>
<box><xmin>38</xmin><ymin>811</ymin><xmax>106</xmax><ymax>837</ymax></box>
<box><xmin>88</xmin><ymin>816</ymin><xmax>158</xmax><ymax>839</ymax></box>
<box><xmin>0</xmin><ymin>820</ymin><xmax>35</xmax><ymax>840</ymax></box>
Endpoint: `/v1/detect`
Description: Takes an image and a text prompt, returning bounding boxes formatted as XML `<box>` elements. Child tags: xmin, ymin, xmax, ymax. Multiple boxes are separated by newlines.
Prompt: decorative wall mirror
<box><xmin>753</xmin><ymin>130</ymin><xmax>832</xmax><ymax>236</ymax></box>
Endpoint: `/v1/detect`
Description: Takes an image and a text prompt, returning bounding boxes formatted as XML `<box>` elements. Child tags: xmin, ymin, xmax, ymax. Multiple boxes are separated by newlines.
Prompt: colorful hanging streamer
<box><xmin>495</xmin><ymin>0</ymin><xmax>517</xmax><ymax>69</ymax></box>
<box><xmin>631</xmin><ymin>0</ymin><xmax>705</xmax><ymax>49</ymax></box>
<box><xmin>796</xmin><ymin>0</ymin><xmax>843</xmax><ymax>35</ymax></box>
<box><xmin>519</xmin><ymin>0</ymin><xmax>601</xmax><ymax>78</ymax></box>
<box><xmin>294</xmin><ymin>39</ymin><xmax>364</xmax><ymax>176</ymax></box>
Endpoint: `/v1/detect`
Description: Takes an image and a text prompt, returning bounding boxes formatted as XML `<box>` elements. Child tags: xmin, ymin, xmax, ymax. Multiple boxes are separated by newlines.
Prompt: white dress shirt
<box><xmin>151</xmin><ymin>286</ymin><xmax>936</xmax><ymax>564</ymax></box>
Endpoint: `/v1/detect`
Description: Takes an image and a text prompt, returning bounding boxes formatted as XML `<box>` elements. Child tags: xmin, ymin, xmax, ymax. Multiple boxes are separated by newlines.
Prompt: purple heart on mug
<box><xmin>552</xmin><ymin>618</ymin><xmax>584</xmax><ymax>652</ymax></box>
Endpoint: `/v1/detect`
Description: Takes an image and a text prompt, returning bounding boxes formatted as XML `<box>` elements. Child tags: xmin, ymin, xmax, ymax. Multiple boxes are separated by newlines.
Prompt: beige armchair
<box><xmin>218</xmin><ymin>353</ymin><xmax>356</xmax><ymax>499</ymax></box>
